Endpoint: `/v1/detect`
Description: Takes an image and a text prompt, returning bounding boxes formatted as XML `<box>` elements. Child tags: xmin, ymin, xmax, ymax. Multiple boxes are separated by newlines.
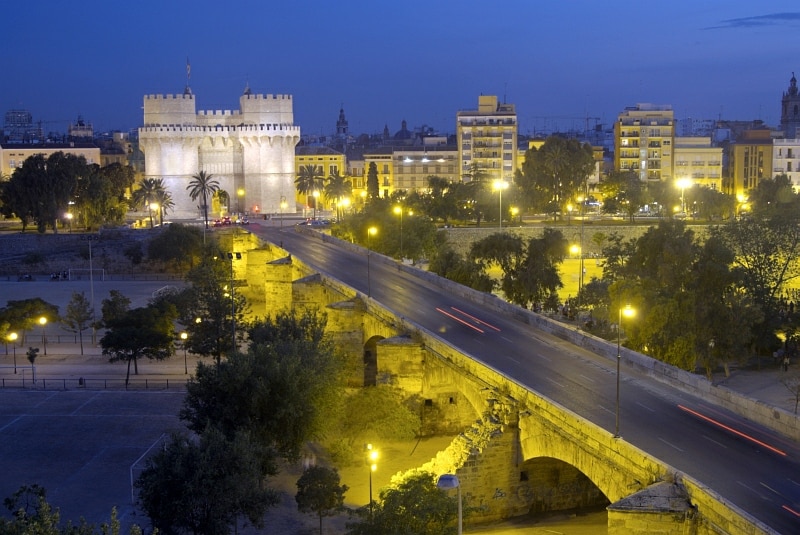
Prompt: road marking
<box><xmin>678</xmin><ymin>404</ymin><xmax>787</xmax><ymax>456</ymax></box>
<box><xmin>578</xmin><ymin>374</ymin><xmax>594</xmax><ymax>383</ymax></box>
<box><xmin>737</xmin><ymin>481</ymin><xmax>770</xmax><ymax>501</ymax></box>
<box><xmin>760</xmin><ymin>482</ymin><xmax>781</xmax><ymax>496</ymax></box>
<box><xmin>598</xmin><ymin>405</ymin><xmax>614</xmax><ymax>416</ymax></box>
<box><xmin>507</xmin><ymin>356</ymin><xmax>520</xmax><ymax>364</ymax></box>
<box><xmin>635</xmin><ymin>401</ymin><xmax>655</xmax><ymax>412</ymax></box>
<box><xmin>658</xmin><ymin>437</ymin><xmax>684</xmax><ymax>452</ymax></box>
<box><xmin>701</xmin><ymin>435</ymin><xmax>728</xmax><ymax>449</ymax></box>
<box><xmin>788</xmin><ymin>478</ymin><xmax>800</xmax><ymax>488</ymax></box>
<box><xmin>501</xmin><ymin>336</ymin><xmax>513</xmax><ymax>343</ymax></box>
<box><xmin>548</xmin><ymin>378</ymin><xmax>565</xmax><ymax>388</ymax></box>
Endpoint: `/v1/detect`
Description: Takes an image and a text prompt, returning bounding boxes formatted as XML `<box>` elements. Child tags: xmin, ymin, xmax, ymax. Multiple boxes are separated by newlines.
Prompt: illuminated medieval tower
<box><xmin>138</xmin><ymin>85</ymin><xmax>300</xmax><ymax>219</ymax></box>
<box><xmin>781</xmin><ymin>72</ymin><xmax>800</xmax><ymax>139</ymax></box>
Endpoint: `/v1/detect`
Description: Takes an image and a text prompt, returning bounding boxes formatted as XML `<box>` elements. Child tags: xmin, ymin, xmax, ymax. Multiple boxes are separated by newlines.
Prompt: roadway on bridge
<box><xmin>252</xmin><ymin>223</ymin><xmax>800</xmax><ymax>534</ymax></box>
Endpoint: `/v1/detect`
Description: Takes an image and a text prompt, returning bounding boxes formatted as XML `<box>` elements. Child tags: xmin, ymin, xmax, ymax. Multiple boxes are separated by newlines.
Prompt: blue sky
<box><xmin>4</xmin><ymin>1</ymin><xmax>800</xmax><ymax>137</ymax></box>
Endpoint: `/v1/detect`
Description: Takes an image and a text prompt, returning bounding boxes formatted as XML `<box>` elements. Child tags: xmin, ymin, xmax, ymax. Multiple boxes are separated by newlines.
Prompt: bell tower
<box><xmin>781</xmin><ymin>72</ymin><xmax>800</xmax><ymax>138</ymax></box>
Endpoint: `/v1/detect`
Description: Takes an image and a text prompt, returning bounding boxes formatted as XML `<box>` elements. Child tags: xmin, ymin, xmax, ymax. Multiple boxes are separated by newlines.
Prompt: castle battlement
<box><xmin>197</xmin><ymin>110</ymin><xmax>242</xmax><ymax>117</ymax></box>
<box><xmin>144</xmin><ymin>94</ymin><xmax>196</xmax><ymax>101</ymax></box>
<box><xmin>242</xmin><ymin>94</ymin><xmax>293</xmax><ymax>101</ymax></box>
<box><xmin>139</xmin><ymin>124</ymin><xmax>300</xmax><ymax>133</ymax></box>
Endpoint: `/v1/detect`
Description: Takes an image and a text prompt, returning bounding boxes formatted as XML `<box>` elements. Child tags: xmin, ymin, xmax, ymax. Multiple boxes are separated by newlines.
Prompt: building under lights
<box><xmin>614</xmin><ymin>103</ymin><xmax>675</xmax><ymax>182</ymax></box>
<box><xmin>456</xmin><ymin>95</ymin><xmax>518</xmax><ymax>183</ymax></box>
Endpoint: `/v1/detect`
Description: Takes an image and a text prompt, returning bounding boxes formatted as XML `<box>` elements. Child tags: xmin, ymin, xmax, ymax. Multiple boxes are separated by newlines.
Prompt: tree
<box><xmin>153</xmin><ymin>188</ymin><xmax>174</xmax><ymax>225</ymax></box>
<box><xmin>131</xmin><ymin>177</ymin><xmax>166</xmax><ymax>229</ymax></box>
<box><xmin>338</xmin><ymin>385</ymin><xmax>421</xmax><ymax>446</ymax></box>
<box><xmin>62</xmin><ymin>292</ymin><xmax>93</xmax><ymax>355</ymax></box>
<box><xmin>180</xmin><ymin>310</ymin><xmax>344</xmax><ymax>461</ymax></box>
<box><xmin>296</xmin><ymin>164</ymin><xmax>326</xmax><ymax>210</ymax></box>
<box><xmin>345</xmin><ymin>472</ymin><xmax>459</xmax><ymax>535</ymax></box>
<box><xmin>515</xmin><ymin>137</ymin><xmax>594</xmax><ymax>217</ymax></box>
<box><xmin>186</xmin><ymin>171</ymin><xmax>220</xmax><ymax>230</ymax></box>
<box><xmin>428</xmin><ymin>248</ymin><xmax>494</xmax><ymax>292</ymax></box>
<box><xmin>74</xmin><ymin>163</ymin><xmax>134</xmax><ymax>230</ymax></box>
<box><xmin>100</xmin><ymin>302</ymin><xmax>177</xmax><ymax>385</ymax></box>
<box><xmin>176</xmin><ymin>254</ymin><xmax>249</xmax><ymax>364</ymax></box>
<box><xmin>99</xmin><ymin>290</ymin><xmax>131</xmax><ymax>328</ymax></box>
<box><xmin>324</xmin><ymin>172</ymin><xmax>352</xmax><ymax>221</ymax></box>
<box><xmin>295</xmin><ymin>465</ymin><xmax>348</xmax><ymax>535</ymax></box>
<box><xmin>135</xmin><ymin>428</ymin><xmax>279</xmax><ymax>535</ymax></box>
<box><xmin>0</xmin><ymin>152</ymin><xmax>87</xmax><ymax>233</ymax></box>
<box><xmin>147</xmin><ymin>223</ymin><xmax>203</xmax><ymax>272</ymax></box>
<box><xmin>0</xmin><ymin>298</ymin><xmax>59</xmax><ymax>345</ymax></box>
<box><xmin>366</xmin><ymin>162</ymin><xmax>380</xmax><ymax>200</ymax></box>
<box><xmin>598</xmin><ymin>171</ymin><xmax>648</xmax><ymax>221</ymax></box>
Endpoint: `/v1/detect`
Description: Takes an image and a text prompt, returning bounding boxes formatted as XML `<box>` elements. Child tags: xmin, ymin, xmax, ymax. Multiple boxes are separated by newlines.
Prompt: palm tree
<box><xmin>295</xmin><ymin>165</ymin><xmax>325</xmax><ymax>214</ymax></box>
<box><xmin>187</xmin><ymin>171</ymin><xmax>220</xmax><ymax>230</ymax></box>
<box><xmin>132</xmin><ymin>178</ymin><xmax>166</xmax><ymax>228</ymax></box>
<box><xmin>324</xmin><ymin>172</ymin><xmax>352</xmax><ymax>221</ymax></box>
<box><xmin>153</xmin><ymin>189</ymin><xmax>174</xmax><ymax>226</ymax></box>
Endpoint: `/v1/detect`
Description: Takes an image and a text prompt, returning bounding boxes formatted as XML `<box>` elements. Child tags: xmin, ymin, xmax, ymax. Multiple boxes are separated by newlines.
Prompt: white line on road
<box><xmin>548</xmin><ymin>377</ymin><xmax>565</xmax><ymax>388</ymax></box>
<box><xmin>507</xmin><ymin>356</ymin><xmax>520</xmax><ymax>364</ymax></box>
<box><xmin>635</xmin><ymin>401</ymin><xmax>655</xmax><ymax>412</ymax></box>
<box><xmin>578</xmin><ymin>374</ymin><xmax>594</xmax><ymax>382</ymax></box>
<box><xmin>501</xmin><ymin>336</ymin><xmax>513</xmax><ymax>343</ymax></box>
<box><xmin>701</xmin><ymin>435</ymin><xmax>728</xmax><ymax>449</ymax></box>
<box><xmin>760</xmin><ymin>482</ymin><xmax>781</xmax><ymax>496</ymax></box>
<box><xmin>658</xmin><ymin>437</ymin><xmax>685</xmax><ymax>452</ymax></box>
<box><xmin>737</xmin><ymin>480</ymin><xmax>770</xmax><ymax>501</ymax></box>
<box><xmin>598</xmin><ymin>405</ymin><xmax>614</xmax><ymax>415</ymax></box>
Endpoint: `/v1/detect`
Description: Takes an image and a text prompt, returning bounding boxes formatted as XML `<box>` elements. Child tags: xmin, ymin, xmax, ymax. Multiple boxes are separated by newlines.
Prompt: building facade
<box><xmin>728</xmin><ymin>129</ymin><xmax>774</xmax><ymax>198</ymax></box>
<box><xmin>772</xmin><ymin>138</ymin><xmax>800</xmax><ymax>189</ymax></box>
<box><xmin>138</xmin><ymin>86</ymin><xmax>300</xmax><ymax>219</ymax></box>
<box><xmin>673</xmin><ymin>137</ymin><xmax>723</xmax><ymax>191</ymax></box>
<box><xmin>614</xmin><ymin>103</ymin><xmax>675</xmax><ymax>182</ymax></box>
<box><xmin>781</xmin><ymin>73</ymin><xmax>800</xmax><ymax>139</ymax></box>
<box><xmin>0</xmin><ymin>142</ymin><xmax>100</xmax><ymax>177</ymax></box>
<box><xmin>457</xmin><ymin>95</ymin><xmax>518</xmax><ymax>183</ymax></box>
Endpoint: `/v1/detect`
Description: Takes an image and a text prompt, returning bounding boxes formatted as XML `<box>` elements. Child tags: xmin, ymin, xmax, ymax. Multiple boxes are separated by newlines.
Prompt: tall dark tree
<box><xmin>295</xmin><ymin>465</ymin><xmax>348</xmax><ymax>535</ymax></box>
<box><xmin>62</xmin><ymin>292</ymin><xmax>93</xmax><ymax>355</ymax></box>
<box><xmin>366</xmin><ymin>162</ymin><xmax>380</xmax><ymax>200</ymax></box>
<box><xmin>136</xmin><ymin>428</ymin><xmax>279</xmax><ymax>535</ymax></box>
<box><xmin>187</xmin><ymin>171</ymin><xmax>220</xmax><ymax>229</ymax></box>
<box><xmin>132</xmin><ymin>178</ymin><xmax>167</xmax><ymax>228</ymax></box>
<box><xmin>296</xmin><ymin>164</ymin><xmax>326</xmax><ymax>210</ymax></box>
<box><xmin>100</xmin><ymin>302</ymin><xmax>177</xmax><ymax>385</ymax></box>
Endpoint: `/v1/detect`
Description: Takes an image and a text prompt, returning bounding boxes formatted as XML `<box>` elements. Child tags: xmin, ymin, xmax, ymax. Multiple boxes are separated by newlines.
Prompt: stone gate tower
<box><xmin>781</xmin><ymin>72</ymin><xmax>800</xmax><ymax>139</ymax></box>
<box><xmin>138</xmin><ymin>85</ymin><xmax>300</xmax><ymax>220</ymax></box>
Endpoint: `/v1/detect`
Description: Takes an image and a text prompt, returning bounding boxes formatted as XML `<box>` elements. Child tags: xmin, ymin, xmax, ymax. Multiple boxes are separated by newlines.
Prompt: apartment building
<box><xmin>614</xmin><ymin>103</ymin><xmax>675</xmax><ymax>182</ymax></box>
<box><xmin>456</xmin><ymin>95</ymin><xmax>518</xmax><ymax>183</ymax></box>
<box><xmin>673</xmin><ymin>137</ymin><xmax>723</xmax><ymax>191</ymax></box>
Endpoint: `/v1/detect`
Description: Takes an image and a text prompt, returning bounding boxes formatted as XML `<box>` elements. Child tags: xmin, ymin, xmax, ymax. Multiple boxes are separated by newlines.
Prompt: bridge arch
<box><xmin>363</xmin><ymin>335</ymin><xmax>384</xmax><ymax>386</ymax></box>
<box><xmin>517</xmin><ymin>456</ymin><xmax>609</xmax><ymax>515</ymax></box>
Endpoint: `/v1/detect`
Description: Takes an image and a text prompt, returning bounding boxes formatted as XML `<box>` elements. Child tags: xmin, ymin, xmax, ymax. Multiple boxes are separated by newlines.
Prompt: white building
<box><xmin>773</xmin><ymin>138</ymin><xmax>800</xmax><ymax>189</ymax></box>
<box><xmin>138</xmin><ymin>86</ymin><xmax>300</xmax><ymax>219</ymax></box>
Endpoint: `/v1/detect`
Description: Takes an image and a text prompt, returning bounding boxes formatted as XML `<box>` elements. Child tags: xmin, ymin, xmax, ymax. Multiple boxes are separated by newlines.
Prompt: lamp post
<box><xmin>180</xmin><ymin>332</ymin><xmax>188</xmax><ymax>374</ymax></box>
<box><xmin>39</xmin><ymin>317</ymin><xmax>47</xmax><ymax>356</ymax></box>
<box><xmin>340</xmin><ymin>197</ymin><xmax>351</xmax><ymax>221</ymax></box>
<box><xmin>367</xmin><ymin>226</ymin><xmax>377</xmax><ymax>297</ymax></box>
<box><xmin>676</xmin><ymin>177</ymin><xmax>692</xmax><ymax>215</ymax></box>
<box><xmin>237</xmin><ymin>188</ymin><xmax>245</xmax><ymax>215</ymax></box>
<box><xmin>366</xmin><ymin>444</ymin><xmax>378</xmax><ymax>517</ymax></box>
<box><xmin>510</xmin><ymin>206</ymin><xmax>519</xmax><ymax>225</ymax></box>
<box><xmin>566</xmin><ymin>203</ymin><xmax>573</xmax><ymax>225</ymax></box>
<box><xmin>226</xmin><ymin>253</ymin><xmax>241</xmax><ymax>354</ymax></box>
<box><xmin>393</xmin><ymin>206</ymin><xmax>404</xmax><ymax>259</ymax></box>
<box><xmin>149</xmin><ymin>202</ymin><xmax>159</xmax><ymax>228</ymax></box>
<box><xmin>8</xmin><ymin>333</ymin><xmax>17</xmax><ymax>374</ymax></box>
<box><xmin>492</xmin><ymin>179</ymin><xmax>509</xmax><ymax>230</ymax></box>
<box><xmin>65</xmin><ymin>212</ymin><xmax>73</xmax><ymax>233</ymax></box>
<box><xmin>615</xmin><ymin>304</ymin><xmax>636</xmax><ymax>438</ymax></box>
<box><xmin>312</xmin><ymin>190</ymin><xmax>320</xmax><ymax>219</ymax></box>
<box><xmin>436</xmin><ymin>474</ymin><xmax>462</xmax><ymax>535</ymax></box>
<box><xmin>279</xmin><ymin>196</ymin><xmax>287</xmax><ymax>228</ymax></box>
<box><xmin>82</xmin><ymin>235</ymin><xmax>100</xmax><ymax>344</ymax></box>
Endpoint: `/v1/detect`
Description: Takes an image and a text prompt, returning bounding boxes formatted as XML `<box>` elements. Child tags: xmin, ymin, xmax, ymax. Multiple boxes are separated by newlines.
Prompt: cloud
<box><xmin>705</xmin><ymin>11</ymin><xmax>800</xmax><ymax>30</ymax></box>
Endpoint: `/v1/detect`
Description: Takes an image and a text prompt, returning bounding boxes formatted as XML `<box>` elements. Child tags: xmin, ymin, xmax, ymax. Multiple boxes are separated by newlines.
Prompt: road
<box><xmin>251</xmin><ymin>223</ymin><xmax>800</xmax><ymax>534</ymax></box>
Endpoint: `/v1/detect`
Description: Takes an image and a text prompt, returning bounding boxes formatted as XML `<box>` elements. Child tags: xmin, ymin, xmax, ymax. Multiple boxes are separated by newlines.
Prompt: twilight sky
<box><xmin>4</xmin><ymin>1</ymin><xmax>800</xmax><ymax>138</ymax></box>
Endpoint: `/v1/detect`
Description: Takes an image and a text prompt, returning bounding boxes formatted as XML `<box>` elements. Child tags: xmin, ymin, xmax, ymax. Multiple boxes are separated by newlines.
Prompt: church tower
<box><xmin>336</xmin><ymin>106</ymin><xmax>349</xmax><ymax>137</ymax></box>
<box><xmin>781</xmin><ymin>72</ymin><xmax>800</xmax><ymax>138</ymax></box>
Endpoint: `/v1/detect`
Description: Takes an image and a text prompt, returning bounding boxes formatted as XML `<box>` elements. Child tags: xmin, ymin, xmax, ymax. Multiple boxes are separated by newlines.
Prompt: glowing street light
<box><xmin>367</xmin><ymin>226</ymin><xmax>377</xmax><ymax>297</ymax></box>
<box><xmin>280</xmin><ymin>196</ymin><xmax>288</xmax><ymax>228</ymax></box>
<box><xmin>675</xmin><ymin>177</ymin><xmax>692</xmax><ymax>215</ymax></box>
<box><xmin>237</xmin><ymin>188</ymin><xmax>245</xmax><ymax>214</ymax></box>
<box><xmin>510</xmin><ymin>206</ymin><xmax>519</xmax><ymax>225</ymax></box>
<box><xmin>393</xmin><ymin>205</ymin><xmax>405</xmax><ymax>259</ymax></box>
<box><xmin>366</xmin><ymin>444</ymin><xmax>379</xmax><ymax>517</ymax></box>
<box><xmin>492</xmin><ymin>179</ymin><xmax>509</xmax><ymax>230</ymax></box>
<box><xmin>180</xmin><ymin>331</ymin><xmax>188</xmax><ymax>374</ymax></box>
<box><xmin>39</xmin><ymin>316</ymin><xmax>48</xmax><ymax>355</ymax></box>
<box><xmin>148</xmin><ymin>202</ymin><xmax>159</xmax><ymax>228</ymax></box>
<box><xmin>615</xmin><ymin>304</ymin><xmax>636</xmax><ymax>438</ymax></box>
<box><xmin>65</xmin><ymin>212</ymin><xmax>73</xmax><ymax>233</ymax></box>
<box><xmin>8</xmin><ymin>332</ymin><xmax>18</xmax><ymax>374</ymax></box>
<box><xmin>312</xmin><ymin>190</ymin><xmax>320</xmax><ymax>219</ymax></box>
<box><xmin>437</xmin><ymin>474</ymin><xmax>462</xmax><ymax>535</ymax></box>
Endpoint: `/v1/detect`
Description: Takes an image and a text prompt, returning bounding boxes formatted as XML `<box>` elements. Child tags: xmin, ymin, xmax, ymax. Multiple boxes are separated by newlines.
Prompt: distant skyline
<box><xmin>4</xmin><ymin>1</ymin><xmax>800</xmax><ymax>137</ymax></box>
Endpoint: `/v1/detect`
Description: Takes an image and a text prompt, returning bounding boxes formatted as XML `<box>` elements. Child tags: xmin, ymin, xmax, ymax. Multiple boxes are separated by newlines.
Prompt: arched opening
<box><xmin>363</xmin><ymin>335</ymin><xmax>384</xmax><ymax>386</ymax></box>
<box><xmin>516</xmin><ymin>457</ymin><xmax>609</xmax><ymax>519</ymax></box>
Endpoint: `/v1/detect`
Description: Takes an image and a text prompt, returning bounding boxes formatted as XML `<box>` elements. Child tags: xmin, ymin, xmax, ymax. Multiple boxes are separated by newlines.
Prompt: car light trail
<box><xmin>435</xmin><ymin>308</ymin><xmax>484</xmax><ymax>333</ymax></box>
<box><xmin>678</xmin><ymin>405</ymin><xmax>787</xmax><ymax>456</ymax></box>
<box><xmin>782</xmin><ymin>504</ymin><xmax>800</xmax><ymax>517</ymax></box>
<box><xmin>450</xmin><ymin>307</ymin><xmax>501</xmax><ymax>331</ymax></box>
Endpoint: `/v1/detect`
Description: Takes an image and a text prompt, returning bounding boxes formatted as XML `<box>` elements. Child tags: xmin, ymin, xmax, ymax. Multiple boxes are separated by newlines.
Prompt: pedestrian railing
<box><xmin>0</xmin><ymin>376</ymin><xmax>188</xmax><ymax>391</ymax></box>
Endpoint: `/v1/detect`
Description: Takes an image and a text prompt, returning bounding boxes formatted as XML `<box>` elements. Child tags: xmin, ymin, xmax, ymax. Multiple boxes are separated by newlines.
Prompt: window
<box><xmin>789</xmin><ymin>162</ymin><xmax>794</xmax><ymax>172</ymax></box>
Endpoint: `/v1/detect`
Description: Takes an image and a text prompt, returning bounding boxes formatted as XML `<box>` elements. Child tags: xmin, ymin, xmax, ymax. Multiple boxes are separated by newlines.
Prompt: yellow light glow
<box><xmin>393</xmin><ymin>206</ymin><xmax>402</xmax><ymax>215</ymax></box>
<box><xmin>8</xmin><ymin>332</ymin><xmax>17</xmax><ymax>342</ymax></box>
<box><xmin>180</xmin><ymin>332</ymin><xmax>188</xmax><ymax>341</ymax></box>
<box><xmin>39</xmin><ymin>317</ymin><xmax>47</xmax><ymax>326</ymax></box>
<box><xmin>368</xmin><ymin>226</ymin><xmax>378</xmax><ymax>237</ymax></box>
<box><xmin>622</xmin><ymin>305</ymin><xmax>636</xmax><ymax>319</ymax></box>
<box><xmin>492</xmin><ymin>179</ymin><xmax>509</xmax><ymax>191</ymax></box>
<box><xmin>675</xmin><ymin>178</ymin><xmax>692</xmax><ymax>190</ymax></box>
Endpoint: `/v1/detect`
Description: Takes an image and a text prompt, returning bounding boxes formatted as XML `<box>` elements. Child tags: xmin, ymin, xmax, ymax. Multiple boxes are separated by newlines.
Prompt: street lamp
<box><xmin>510</xmin><ymin>206</ymin><xmax>519</xmax><ymax>225</ymax></box>
<box><xmin>237</xmin><ymin>188</ymin><xmax>245</xmax><ymax>214</ymax></box>
<box><xmin>149</xmin><ymin>202</ymin><xmax>159</xmax><ymax>228</ymax></box>
<box><xmin>180</xmin><ymin>331</ymin><xmax>188</xmax><ymax>374</ymax></box>
<box><xmin>436</xmin><ymin>474</ymin><xmax>462</xmax><ymax>535</ymax></box>
<box><xmin>39</xmin><ymin>316</ymin><xmax>47</xmax><ymax>356</ymax></box>
<box><xmin>393</xmin><ymin>206</ymin><xmax>404</xmax><ymax>259</ymax></box>
<box><xmin>676</xmin><ymin>178</ymin><xmax>692</xmax><ymax>215</ymax></box>
<box><xmin>566</xmin><ymin>203</ymin><xmax>573</xmax><ymax>225</ymax></box>
<box><xmin>65</xmin><ymin>212</ymin><xmax>73</xmax><ymax>233</ymax></box>
<box><xmin>615</xmin><ymin>304</ymin><xmax>636</xmax><ymax>438</ymax></box>
<box><xmin>312</xmin><ymin>190</ymin><xmax>320</xmax><ymax>219</ymax></box>
<box><xmin>492</xmin><ymin>179</ymin><xmax>509</xmax><ymax>230</ymax></box>
<box><xmin>8</xmin><ymin>332</ymin><xmax>17</xmax><ymax>374</ymax></box>
<box><xmin>339</xmin><ymin>197</ymin><xmax>351</xmax><ymax>221</ymax></box>
<box><xmin>367</xmin><ymin>226</ymin><xmax>377</xmax><ymax>297</ymax></box>
<box><xmin>366</xmin><ymin>444</ymin><xmax>378</xmax><ymax>517</ymax></box>
<box><xmin>279</xmin><ymin>196</ymin><xmax>288</xmax><ymax>228</ymax></box>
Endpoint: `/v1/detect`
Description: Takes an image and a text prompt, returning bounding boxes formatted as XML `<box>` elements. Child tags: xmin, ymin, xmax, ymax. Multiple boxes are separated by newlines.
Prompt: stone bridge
<box><xmin>222</xmin><ymin>231</ymin><xmax>775</xmax><ymax>534</ymax></box>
